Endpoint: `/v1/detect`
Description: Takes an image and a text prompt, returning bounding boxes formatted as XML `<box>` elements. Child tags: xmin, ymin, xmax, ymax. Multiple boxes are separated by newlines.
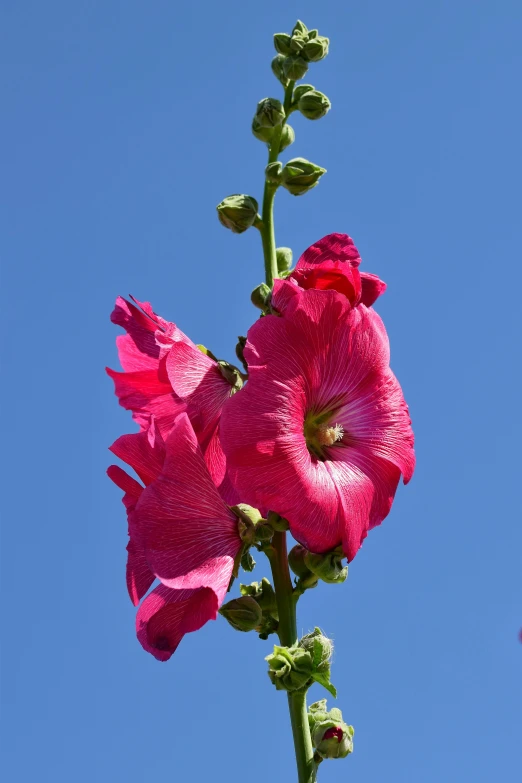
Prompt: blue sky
<box><xmin>1</xmin><ymin>1</ymin><xmax>521</xmax><ymax>781</ymax></box>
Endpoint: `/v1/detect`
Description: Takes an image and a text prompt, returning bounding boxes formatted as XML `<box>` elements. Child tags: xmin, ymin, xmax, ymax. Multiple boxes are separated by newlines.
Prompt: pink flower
<box><xmin>275</xmin><ymin>233</ymin><xmax>387</xmax><ymax>312</ymax></box>
<box><xmin>109</xmin><ymin>412</ymin><xmax>243</xmax><ymax>661</ymax></box>
<box><xmin>221</xmin><ymin>285</ymin><xmax>415</xmax><ymax>561</ymax></box>
<box><xmin>107</xmin><ymin>296</ymin><xmax>240</xmax><ymax>503</ymax></box>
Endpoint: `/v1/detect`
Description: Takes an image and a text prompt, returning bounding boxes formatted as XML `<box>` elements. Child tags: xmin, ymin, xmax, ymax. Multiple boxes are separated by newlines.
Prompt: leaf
<box><xmin>311</xmin><ymin>670</ymin><xmax>337</xmax><ymax>698</ymax></box>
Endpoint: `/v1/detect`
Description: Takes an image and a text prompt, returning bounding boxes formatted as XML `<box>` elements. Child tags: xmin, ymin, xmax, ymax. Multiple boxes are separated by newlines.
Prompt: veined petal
<box><xmin>136</xmin><ymin>584</ymin><xmax>220</xmax><ymax>662</ymax></box>
<box><xmin>134</xmin><ymin>412</ymin><xmax>241</xmax><ymax>590</ymax></box>
<box><xmin>360</xmin><ymin>272</ymin><xmax>387</xmax><ymax>307</ymax></box>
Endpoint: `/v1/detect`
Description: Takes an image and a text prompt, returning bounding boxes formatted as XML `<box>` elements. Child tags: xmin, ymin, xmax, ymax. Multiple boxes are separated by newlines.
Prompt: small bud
<box><xmin>271</xmin><ymin>55</ymin><xmax>289</xmax><ymax>87</ymax></box>
<box><xmin>289</xmin><ymin>544</ymin><xmax>313</xmax><ymax>578</ymax></box>
<box><xmin>304</xmin><ymin>546</ymin><xmax>347</xmax><ymax>584</ymax></box>
<box><xmin>283</xmin><ymin>55</ymin><xmax>309</xmax><ymax>81</ymax></box>
<box><xmin>299</xmin><ymin>628</ymin><xmax>333</xmax><ymax>672</ymax></box>
<box><xmin>289</xmin><ymin>36</ymin><xmax>305</xmax><ymax>54</ymax></box>
<box><xmin>219</xmin><ymin>596</ymin><xmax>262</xmax><ymax>632</ymax></box>
<box><xmin>252</xmin><ymin>117</ymin><xmax>274</xmax><ymax>144</ymax></box>
<box><xmin>280</xmin><ymin>158</ymin><xmax>326</xmax><ymax>196</ymax></box>
<box><xmin>279</xmin><ymin>124</ymin><xmax>295</xmax><ymax>152</ymax></box>
<box><xmin>267</xmin><ymin>511</ymin><xmax>289</xmax><ymax>532</ymax></box>
<box><xmin>235</xmin><ymin>335</ymin><xmax>247</xmax><ymax>372</ymax></box>
<box><xmin>302</xmin><ymin>36</ymin><xmax>330</xmax><ymax>63</ymax></box>
<box><xmin>313</xmin><ymin>721</ymin><xmax>354</xmax><ymax>760</ymax></box>
<box><xmin>265</xmin><ymin>161</ymin><xmax>283</xmax><ymax>185</ymax></box>
<box><xmin>308</xmin><ymin>699</ymin><xmax>329</xmax><ymax>730</ymax></box>
<box><xmin>254</xmin><ymin>522</ymin><xmax>274</xmax><ymax>542</ymax></box>
<box><xmin>240</xmin><ymin>578</ymin><xmax>278</xmax><ymax>617</ymax></box>
<box><xmin>266</xmin><ymin>644</ymin><xmax>313</xmax><ymax>692</ymax></box>
<box><xmin>293</xmin><ymin>83</ymin><xmax>315</xmax><ymax>102</ymax></box>
<box><xmin>251</xmin><ymin>282</ymin><xmax>271</xmax><ymax>312</ymax></box>
<box><xmin>255</xmin><ymin>97</ymin><xmax>285</xmax><ymax>129</ymax></box>
<box><xmin>276</xmin><ymin>247</ymin><xmax>293</xmax><ymax>272</ymax></box>
<box><xmin>292</xmin><ymin>20</ymin><xmax>309</xmax><ymax>38</ymax></box>
<box><xmin>298</xmin><ymin>90</ymin><xmax>331</xmax><ymax>120</ymax></box>
<box><xmin>273</xmin><ymin>33</ymin><xmax>293</xmax><ymax>56</ymax></box>
<box><xmin>217</xmin><ymin>194</ymin><xmax>259</xmax><ymax>233</ymax></box>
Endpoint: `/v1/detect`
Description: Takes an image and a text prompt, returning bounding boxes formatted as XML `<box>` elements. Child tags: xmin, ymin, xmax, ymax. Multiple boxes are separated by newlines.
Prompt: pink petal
<box><xmin>360</xmin><ymin>272</ymin><xmax>387</xmax><ymax>307</ymax></box>
<box><xmin>134</xmin><ymin>412</ymin><xmax>241</xmax><ymax>591</ymax></box>
<box><xmin>109</xmin><ymin>423</ymin><xmax>166</xmax><ymax>487</ymax></box>
<box><xmin>166</xmin><ymin>341</ymin><xmax>232</xmax><ymax>446</ymax></box>
<box><xmin>136</xmin><ymin>584</ymin><xmax>220</xmax><ymax>661</ymax></box>
<box><xmin>295</xmin><ymin>233</ymin><xmax>361</xmax><ymax>273</ymax></box>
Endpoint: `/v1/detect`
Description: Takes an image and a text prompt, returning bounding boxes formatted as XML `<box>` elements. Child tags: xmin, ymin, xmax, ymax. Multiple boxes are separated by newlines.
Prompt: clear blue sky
<box><xmin>2</xmin><ymin>1</ymin><xmax>521</xmax><ymax>781</ymax></box>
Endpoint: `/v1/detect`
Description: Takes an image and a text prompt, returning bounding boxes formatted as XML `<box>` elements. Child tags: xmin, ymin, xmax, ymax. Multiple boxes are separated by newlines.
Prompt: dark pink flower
<box><xmin>275</xmin><ymin>233</ymin><xmax>386</xmax><ymax>311</ymax></box>
<box><xmin>107</xmin><ymin>296</ymin><xmax>239</xmax><ymax>503</ymax></box>
<box><xmin>221</xmin><ymin>285</ymin><xmax>415</xmax><ymax>561</ymax></box>
<box><xmin>109</xmin><ymin>412</ymin><xmax>243</xmax><ymax>661</ymax></box>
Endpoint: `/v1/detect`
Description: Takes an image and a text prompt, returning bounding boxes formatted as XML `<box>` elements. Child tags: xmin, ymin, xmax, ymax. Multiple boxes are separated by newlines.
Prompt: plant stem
<box><xmin>258</xmin><ymin>81</ymin><xmax>295</xmax><ymax>287</ymax></box>
<box><xmin>267</xmin><ymin>532</ymin><xmax>317</xmax><ymax>783</ymax></box>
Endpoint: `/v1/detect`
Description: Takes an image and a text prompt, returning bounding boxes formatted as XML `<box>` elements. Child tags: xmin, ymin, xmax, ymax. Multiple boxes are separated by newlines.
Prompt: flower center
<box><xmin>304</xmin><ymin>412</ymin><xmax>344</xmax><ymax>459</ymax></box>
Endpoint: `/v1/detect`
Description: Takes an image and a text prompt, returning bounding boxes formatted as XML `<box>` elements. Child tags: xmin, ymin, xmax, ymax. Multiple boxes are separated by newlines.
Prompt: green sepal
<box><xmin>302</xmin><ymin>36</ymin><xmax>330</xmax><ymax>63</ymax></box>
<box><xmin>266</xmin><ymin>644</ymin><xmax>313</xmax><ymax>692</ymax></box>
<box><xmin>280</xmin><ymin>157</ymin><xmax>326</xmax><ymax>196</ymax></box>
<box><xmin>217</xmin><ymin>194</ymin><xmax>259</xmax><ymax>233</ymax></box>
<box><xmin>235</xmin><ymin>336</ymin><xmax>248</xmax><ymax>373</ymax></box>
<box><xmin>219</xmin><ymin>595</ymin><xmax>262</xmax><ymax>632</ymax></box>
<box><xmin>283</xmin><ymin>55</ymin><xmax>309</xmax><ymax>81</ymax></box>
<box><xmin>279</xmin><ymin>124</ymin><xmax>295</xmax><ymax>152</ymax></box>
<box><xmin>273</xmin><ymin>33</ymin><xmax>293</xmax><ymax>56</ymax></box>
<box><xmin>304</xmin><ymin>546</ymin><xmax>347</xmax><ymax>584</ymax></box>
<box><xmin>252</xmin><ymin>117</ymin><xmax>274</xmax><ymax>144</ymax></box>
<box><xmin>265</xmin><ymin>161</ymin><xmax>283</xmax><ymax>185</ymax></box>
<box><xmin>251</xmin><ymin>282</ymin><xmax>272</xmax><ymax>312</ymax></box>
<box><xmin>293</xmin><ymin>83</ymin><xmax>315</xmax><ymax>102</ymax></box>
<box><xmin>240</xmin><ymin>550</ymin><xmax>256</xmax><ymax>572</ymax></box>
<box><xmin>271</xmin><ymin>54</ymin><xmax>289</xmax><ymax>86</ymax></box>
<box><xmin>276</xmin><ymin>247</ymin><xmax>293</xmax><ymax>272</ymax></box>
<box><xmin>298</xmin><ymin>90</ymin><xmax>331</xmax><ymax>120</ymax></box>
<box><xmin>255</xmin><ymin>97</ymin><xmax>285</xmax><ymax>128</ymax></box>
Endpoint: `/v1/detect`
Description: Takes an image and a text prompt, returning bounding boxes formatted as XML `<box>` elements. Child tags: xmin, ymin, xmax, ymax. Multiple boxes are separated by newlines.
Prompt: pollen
<box><xmin>316</xmin><ymin>423</ymin><xmax>344</xmax><ymax>447</ymax></box>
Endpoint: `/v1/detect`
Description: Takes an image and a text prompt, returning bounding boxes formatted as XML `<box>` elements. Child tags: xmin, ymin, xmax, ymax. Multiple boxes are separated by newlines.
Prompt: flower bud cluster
<box><xmin>266</xmin><ymin>627</ymin><xmax>336</xmax><ymax>695</ymax></box>
<box><xmin>272</xmin><ymin>20</ymin><xmax>330</xmax><ymax>86</ymax></box>
<box><xmin>289</xmin><ymin>544</ymin><xmax>348</xmax><ymax>586</ymax></box>
<box><xmin>308</xmin><ymin>700</ymin><xmax>354</xmax><ymax>760</ymax></box>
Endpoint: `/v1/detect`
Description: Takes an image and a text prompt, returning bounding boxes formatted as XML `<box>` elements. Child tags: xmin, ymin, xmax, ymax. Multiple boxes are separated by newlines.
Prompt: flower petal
<box><xmin>360</xmin><ymin>272</ymin><xmax>387</xmax><ymax>307</ymax></box>
<box><xmin>295</xmin><ymin>233</ymin><xmax>361</xmax><ymax>273</ymax></box>
<box><xmin>136</xmin><ymin>584</ymin><xmax>220</xmax><ymax>662</ymax></box>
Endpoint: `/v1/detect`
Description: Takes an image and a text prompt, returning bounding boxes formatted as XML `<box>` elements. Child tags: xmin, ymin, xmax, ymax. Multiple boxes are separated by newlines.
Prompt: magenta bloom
<box><xmin>222</xmin><ymin>285</ymin><xmax>415</xmax><ymax>560</ymax></box>
<box><xmin>108</xmin><ymin>412</ymin><xmax>242</xmax><ymax>661</ymax></box>
<box><xmin>107</xmin><ymin>296</ymin><xmax>239</xmax><ymax>503</ymax></box>
<box><xmin>277</xmin><ymin>233</ymin><xmax>387</xmax><ymax>311</ymax></box>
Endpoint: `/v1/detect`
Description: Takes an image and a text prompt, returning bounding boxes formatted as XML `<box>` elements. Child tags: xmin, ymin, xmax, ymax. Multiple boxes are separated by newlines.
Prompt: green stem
<box><xmin>267</xmin><ymin>532</ymin><xmax>316</xmax><ymax>783</ymax></box>
<box><xmin>258</xmin><ymin>81</ymin><xmax>295</xmax><ymax>288</ymax></box>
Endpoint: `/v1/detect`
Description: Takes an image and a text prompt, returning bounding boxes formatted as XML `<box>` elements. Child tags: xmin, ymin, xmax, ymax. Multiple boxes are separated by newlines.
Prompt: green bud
<box><xmin>265</xmin><ymin>161</ymin><xmax>283</xmax><ymax>185</ymax></box>
<box><xmin>289</xmin><ymin>35</ymin><xmax>305</xmax><ymax>54</ymax></box>
<box><xmin>255</xmin><ymin>97</ymin><xmax>285</xmax><ymax>128</ymax></box>
<box><xmin>254</xmin><ymin>522</ymin><xmax>274</xmax><ymax>542</ymax></box>
<box><xmin>299</xmin><ymin>628</ymin><xmax>337</xmax><ymax>697</ymax></box>
<box><xmin>283</xmin><ymin>55</ymin><xmax>309</xmax><ymax>81</ymax></box>
<box><xmin>313</xmin><ymin>720</ymin><xmax>354</xmax><ymax>760</ymax></box>
<box><xmin>280</xmin><ymin>157</ymin><xmax>326</xmax><ymax>196</ymax></box>
<box><xmin>273</xmin><ymin>33</ymin><xmax>293</xmax><ymax>56</ymax></box>
<box><xmin>267</xmin><ymin>511</ymin><xmax>289</xmax><ymax>532</ymax></box>
<box><xmin>266</xmin><ymin>644</ymin><xmax>313</xmax><ymax>692</ymax></box>
<box><xmin>257</xmin><ymin>614</ymin><xmax>279</xmax><ymax>640</ymax></box>
<box><xmin>293</xmin><ymin>83</ymin><xmax>315</xmax><ymax>102</ymax></box>
<box><xmin>219</xmin><ymin>596</ymin><xmax>262</xmax><ymax>632</ymax></box>
<box><xmin>271</xmin><ymin>54</ymin><xmax>289</xmax><ymax>87</ymax></box>
<box><xmin>251</xmin><ymin>282</ymin><xmax>271</xmax><ymax>312</ymax></box>
<box><xmin>307</xmin><ymin>29</ymin><xmax>318</xmax><ymax>40</ymax></box>
<box><xmin>289</xmin><ymin>543</ymin><xmax>313</xmax><ymax>578</ymax></box>
<box><xmin>308</xmin><ymin>699</ymin><xmax>329</xmax><ymax>729</ymax></box>
<box><xmin>235</xmin><ymin>335</ymin><xmax>247</xmax><ymax>373</ymax></box>
<box><xmin>252</xmin><ymin>117</ymin><xmax>274</xmax><ymax>144</ymax></box>
<box><xmin>276</xmin><ymin>247</ymin><xmax>293</xmax><ymax>273</ymax></box>
<box><xmin>304</xmin><ymin>546</ymin><xmax>348</xmax><ymax>584</ymax></box>
<box><xmin>292</xmin><ymin>20</ymin><xmax>309</xmax><ymax>38</ymax></box>
<box><xmin>279</xmin><ymin>124</ymin><xmax>295</xmax><ymax>152</ymax></box>
<box><xmin>302</xmin><ymin>36</ymin><xmax>330</xmax><ymax>63</ymax></box>
<box><xmin>298</xmin><ymin>90</ymin><xmax>331</xmax><ymax>120</ymax></box>
<box><xmin>217</xmin><ymin>360</ymin><xmax>243</xmax><ymax>391</ymax></box>
<box><xmin>217</xmin><ymin>194</ymin><xmax>259</xmax><ymax>233</ymax></box>
<box><xmin>240</xmin><ymin>578</ymin><xmax>278</xmax><ymax>617</ymax></box>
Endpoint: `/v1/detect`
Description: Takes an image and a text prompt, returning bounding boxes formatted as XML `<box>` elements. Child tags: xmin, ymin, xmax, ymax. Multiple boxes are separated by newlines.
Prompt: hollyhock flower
<box><xmin>274</xmin><ymin>233</ymin><xmax>387</xmax><ymax>312</ymax></box>
<box><xmin>109</xmin><ymin>412</ymin><xmax>243</xmax><ymax>661</ymax></box>
<box><xmin>221</xmin><ymin>285</ymin><xmax>415</xmax><ymax>561</ymax></box>
<box><xmin>107</xmin><ymin>296</ymin><xmax>240</xmax><ymax>503</ymax></box>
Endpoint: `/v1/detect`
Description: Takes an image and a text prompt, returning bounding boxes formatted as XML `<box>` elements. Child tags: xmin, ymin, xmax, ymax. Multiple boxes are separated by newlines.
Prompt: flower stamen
<box><xmin>316</xmin><ymin>423</ymin><xmax>344</xmax><ymax>447</ymax></box>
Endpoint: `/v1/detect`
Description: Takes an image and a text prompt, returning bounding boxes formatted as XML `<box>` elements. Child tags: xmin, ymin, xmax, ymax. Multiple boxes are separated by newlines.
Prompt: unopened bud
<box><xmin>251</xmin><ymin>283</ymin><xmax>271</xmax><ymax>312</ymax></box>
<box><xmin>299</xmin><ymin>627</ymin><xmax>333</xmax><ymax>673</ymax></box>
<box><xmin>219</xmin><ymin>596</ymin><xmax>262</xmax><ymax>632</ymax></box>
<box><xmin>292</xmin><ymin>20</ymin><xmax>308</xmax><ymax>38</ymax></box>
<box><xmin>255</xmin><ymin>97</ymin><xmax>285</xmax><ymax>129</ymax></box>
<box><xmin>267</xmin><ymin>511</ymin><xmax>289</xmax><ymax>532</ymax></box>
<box><xmin>283</xmin><ymin>55</ymin><xmax>309</xmax><ymax>81</ymax></box>
<box><xmin>298</xmin><ymin>90</ymin><xmax>331</xmax><ymax>120</ymax></box>
<box><xmin>289</xmin><ymin>544</ymin><xmax>313</xmax><ymax>578</ymax></box>
<box><xmin>313</xmin><ymin>721</ymin><xmax>354</xmax><ymax>760</ymax></box>
<box><xmin>302</xmin><ymin>36</ymin><xmax>330</xmax><ymax>63</ymax></box>
<box><xmin>279</xmin><ymin>124</ymin><xmax>295</xmax><ymax>152</ymax></box>
<box><xmin>281</xmin><ymin>158</ymin><xmax>326</xmax><ymax>196</ymax></box>
<box><xmin>293</xmin><ymin>83</ymin><xmax>315</xmax><ymax>102</ymax></box>
<box><xmin>304</xmin><ymin>546</ymin><xmax>347</xmax><ymax>584</ymax></box>
<box><xmin>266</xmin><ymin>644</ymin><xmax>313</xmax><ymax>692</ymax></box>
<box><xmin>265</xmin><ymin>161</ymin><xmax>283</xmax><ymax>185</ymax></box>
<box><xmin>273</xmin><ymin>33</ymin><xmax>293</xmax><ymax>56</ymax></box>
<box><xmin>217</xmin><ymin>194</ymin><xmax>259</xmax><ymax>233</ymax></box>
<box><xmin>276</xmin><ymin>247</ymin><xmax>293</xmax><ymax>272</ymax></box>
<box><xmin>252</xmin><ymin>117</ymin><xmax>274</xmax><ymax>144</ymax></box>
<box><xmin>240</xmin><ymin>578</ymin><xmax>278</xmax><ymax>617</ymax></box>
<box><xmin>271</xmin><ymin>54</ymin><xmax>289</xmax><ymax>86</ymax></box>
